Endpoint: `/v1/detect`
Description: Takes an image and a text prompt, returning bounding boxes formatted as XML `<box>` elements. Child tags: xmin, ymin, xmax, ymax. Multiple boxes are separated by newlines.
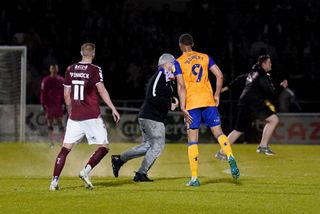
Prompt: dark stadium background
<box><xmin>1</xmin><ymin>0</ymin><xmax>319</xmax><ymax>112</ymax></box>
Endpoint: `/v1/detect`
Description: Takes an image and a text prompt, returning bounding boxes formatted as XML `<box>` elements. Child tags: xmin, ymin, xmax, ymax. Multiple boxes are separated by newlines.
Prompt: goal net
<box><xmin>0</xmin><ymin>46</ymin><xmax>27</xmax><ymax>142</ymax></box>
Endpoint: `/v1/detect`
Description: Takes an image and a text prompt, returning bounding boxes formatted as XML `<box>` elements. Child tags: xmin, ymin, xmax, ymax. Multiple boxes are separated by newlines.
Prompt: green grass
<box><xmin>0</xmin><ymin>142</ymin><xmax>319</xmax><ymax>214</ymax></box>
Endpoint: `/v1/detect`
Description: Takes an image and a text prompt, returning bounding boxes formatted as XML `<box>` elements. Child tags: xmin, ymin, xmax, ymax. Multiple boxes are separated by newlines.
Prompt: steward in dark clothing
<box><xmin>215</xmin><ymin>55</ymin><xmax>279</xmax><ymax>157</ymax></box>
<box><xmin>235</xmin><ymin>63</ymin><xmax>277</xmax><ymax>133</ymax></box>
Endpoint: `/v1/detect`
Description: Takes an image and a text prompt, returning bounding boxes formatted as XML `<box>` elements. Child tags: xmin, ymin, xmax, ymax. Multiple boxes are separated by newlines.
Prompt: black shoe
<box><xmin>111</xmin><ymin>155</ymin><xmax>124</xmax><ymax>178</ymax></box>
<box><xmin>133</xmin><ymin>172</ymin><xmax>154</xmax><ymax>182</ymax></box>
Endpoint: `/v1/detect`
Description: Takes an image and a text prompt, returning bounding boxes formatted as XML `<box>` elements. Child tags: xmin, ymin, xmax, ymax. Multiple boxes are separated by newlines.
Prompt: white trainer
<box><xmin>49</xmin><ymin>183</ymin><xmax>59</xmax><ymax>191</ymax></box>
<box><xmin>79</xmin><ymin>170</ymin><xmax>94</xmax><ymax>189</ymax></box>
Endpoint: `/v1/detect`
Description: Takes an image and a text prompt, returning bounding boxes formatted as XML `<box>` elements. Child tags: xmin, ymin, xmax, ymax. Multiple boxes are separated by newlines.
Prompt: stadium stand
<box><xmin>0</xmin><ymin>0</ymin><xmax>319</xmax><ymax>111</ymax></box>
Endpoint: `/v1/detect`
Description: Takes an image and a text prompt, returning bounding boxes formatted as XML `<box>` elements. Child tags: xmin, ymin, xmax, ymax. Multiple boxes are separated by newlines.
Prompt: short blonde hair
<box><xmin>81</xmin><ymin>43</ymin><xmax>95</xmax><ymax>57</ymax></box>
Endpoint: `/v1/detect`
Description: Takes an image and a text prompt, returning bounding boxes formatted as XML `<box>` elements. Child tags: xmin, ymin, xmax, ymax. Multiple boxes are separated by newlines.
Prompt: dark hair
<box><xmin>257</xmin><ymin>54</ymin><xmax>270</xmax><ymax>65</ymax></box>
<box><xmin>179</xmin><ymin>33</ymin><xmax>193</xmax><ymax>46</ymax></box>
<box><xmin>49</xmin><ymin>64</ymin><xmax>58</xmax><ymax>70</ymax></box>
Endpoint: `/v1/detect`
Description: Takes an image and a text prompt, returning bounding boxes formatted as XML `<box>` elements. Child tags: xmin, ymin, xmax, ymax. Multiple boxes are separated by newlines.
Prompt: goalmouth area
<box><xmin>0</xmin><ymin>46</ymin><xmax>27</xmax><ymax>142</ymax></box>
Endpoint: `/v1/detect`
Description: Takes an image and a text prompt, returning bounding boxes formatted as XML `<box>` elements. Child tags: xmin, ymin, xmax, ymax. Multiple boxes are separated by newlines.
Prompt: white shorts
<box><xmin>64</xmin><ymin>117</ymin><xmax>109</xmax><ymax>145</ymax></box>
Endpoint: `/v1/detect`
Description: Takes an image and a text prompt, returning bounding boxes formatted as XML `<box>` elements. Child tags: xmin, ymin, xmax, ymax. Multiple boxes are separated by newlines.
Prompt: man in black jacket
<box><xmin>111</xmin><ymin>53</ymin><xmax>179</xmax><ymax>182</ymax></box>
<box><xmin>216</xmin><ymin>55</ymin><xmax>279</xmax><ymax>159</ymax></box>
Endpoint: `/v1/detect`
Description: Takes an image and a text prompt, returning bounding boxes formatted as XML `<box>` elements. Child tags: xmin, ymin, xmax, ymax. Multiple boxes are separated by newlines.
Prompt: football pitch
<box><xmin>0</xmin><ymin>142</ymin><xmax>319</xmax><ymax>214</ymax></box>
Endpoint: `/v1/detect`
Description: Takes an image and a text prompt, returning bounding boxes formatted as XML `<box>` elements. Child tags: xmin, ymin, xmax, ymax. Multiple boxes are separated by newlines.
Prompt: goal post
<box><xmin>0</xmin><ymin>46</ymin><xmax>27</xmax><ymax>142</ymax></box>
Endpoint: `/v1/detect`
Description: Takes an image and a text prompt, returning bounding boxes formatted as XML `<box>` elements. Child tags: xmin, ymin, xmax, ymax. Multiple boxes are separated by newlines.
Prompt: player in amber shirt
<box><xmin>49</xmin><ymin>43</ymin><xmax>120</xmax><ymax>191</ymax></box>
<box><xmin>174</xmin><ymin>33</ymin><xmax>239</xmax><ymax>186</ymax></box>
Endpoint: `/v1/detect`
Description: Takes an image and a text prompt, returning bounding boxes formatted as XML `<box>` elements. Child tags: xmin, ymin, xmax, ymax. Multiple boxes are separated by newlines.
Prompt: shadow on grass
<box><xmin>93</xmin><ymin>176</ymin><xmax>246</xmax><ymax>188</ymax></box>
<box><xmin>60</xmin><ymin>185</ymin><xmax>87</xmax><ymax>191</ymax></box>
<box><xmin>94</xmin><ymin>176</ymin><xmax>186</xmax><ymax>188</ymax></box>
<box><xmin>94</xmin><ymin>179</ymin><xmax>135</xmax><ymax>187</ymax></box>
<box><xmin>201</xmin><ymin>177</ymin><xmax>243</xmax><ymax>186</ymax></box>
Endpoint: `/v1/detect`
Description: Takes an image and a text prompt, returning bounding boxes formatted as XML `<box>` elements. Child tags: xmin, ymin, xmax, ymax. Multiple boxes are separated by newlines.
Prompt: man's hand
<box><xmin>280</xmin><ymin>79</ymin><xmax>288</xmax><ymax>88</ymax></box>
<box><xmin>112</xmin><ymin>109</ymin><xmax>121</xmax><ymax>124</ymax></box>
<box><xmin>65</xmin><ymin>105</ymin><xmax>71</xmax><ymax>115</ymax></box>
<box><xmin>171</xmin><ymin>97</ymin><xmax>179</xmax><ymax>111</ymax></box>
<box><xmin>181</xmin><ymin>108</ymin><xmax>192</xmax><ymax>125</ymax></box>
<box><xmin>221</xmin><ymin>86</ymin><xmax>229</xmax><ymax>93</ymax></box>
<box><xmin>214</xmin><ymin>94</ymin><xmax>220</xmax><ymax>106</ymax></box>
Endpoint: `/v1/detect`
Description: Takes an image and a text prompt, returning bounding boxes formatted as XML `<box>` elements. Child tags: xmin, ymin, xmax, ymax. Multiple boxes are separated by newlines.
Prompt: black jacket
<box><xmin>228</xmin><ymin>67</ymin><xmax>276</xmax><ymax>108</ymax></box>
<box><xmin>139</xmin><ymin>68</ymin><xmax>175</xmax><ymax>123</ymax></box>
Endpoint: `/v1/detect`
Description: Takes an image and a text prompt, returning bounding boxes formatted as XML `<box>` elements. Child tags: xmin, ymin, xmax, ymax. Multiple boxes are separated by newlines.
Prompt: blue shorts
<box><xmin>188</xmin><ymin>107</ymin><xmax>221</xmax><ymax>129</ymax></box>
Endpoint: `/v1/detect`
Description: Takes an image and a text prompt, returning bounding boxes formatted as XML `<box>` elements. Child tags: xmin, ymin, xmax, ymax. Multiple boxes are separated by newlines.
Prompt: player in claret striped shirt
<box><xmin>40</xmin><ymin>64</ymin><xmax>65</xmax><ymax>148</ymax></box>
<box><xmin>49</xmin><ymin>43</ymin><xmax>120</xmax><ymax>191</ymax></box>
